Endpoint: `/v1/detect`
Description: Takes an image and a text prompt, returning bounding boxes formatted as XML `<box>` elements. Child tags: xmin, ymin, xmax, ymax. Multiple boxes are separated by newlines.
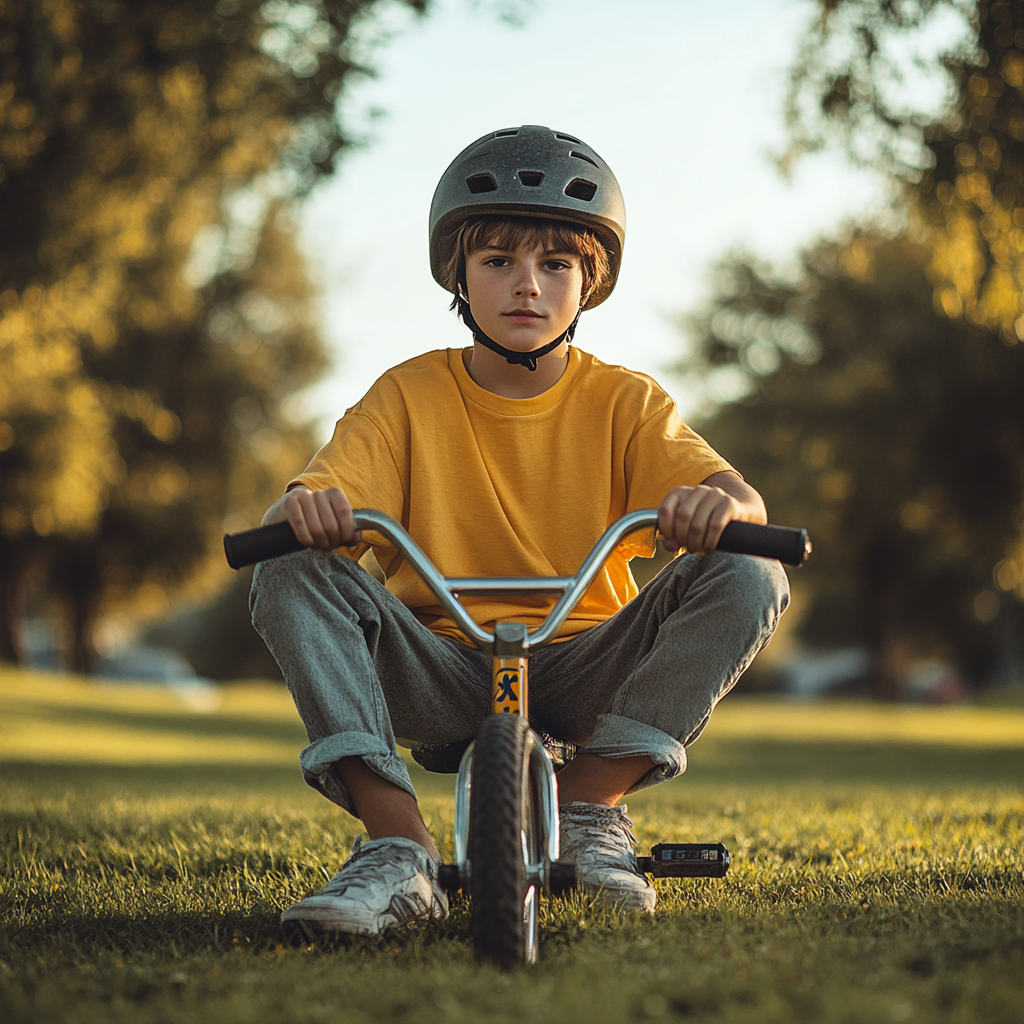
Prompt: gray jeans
<box><xmin>250</xmin><ymin>549</ymin><xmax>789</xmax><ymax>815</ymax></box>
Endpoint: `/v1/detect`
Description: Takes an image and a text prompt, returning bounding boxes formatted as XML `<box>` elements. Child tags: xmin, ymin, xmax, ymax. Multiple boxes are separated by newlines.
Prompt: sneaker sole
<box><xmin>578</xmin><ymin>882</ymin><xmax>656</xmax><ymax>913</ymax></box>
<box><xmin>280</xmin><ymin>901</ymin><xmax>447</xmax><ymax>946</ymax></box>
<box><xmin>281</xmin><ymin>917</ymin><xmax>369</xmax><ymax>946</ymax></box>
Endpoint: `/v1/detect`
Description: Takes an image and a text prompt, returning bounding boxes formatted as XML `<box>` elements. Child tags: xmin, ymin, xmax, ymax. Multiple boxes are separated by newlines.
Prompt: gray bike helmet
<box><xmin>429</xmin><ymin>125</ymin><xmax>626</xmax><ymax>310</ymax></box>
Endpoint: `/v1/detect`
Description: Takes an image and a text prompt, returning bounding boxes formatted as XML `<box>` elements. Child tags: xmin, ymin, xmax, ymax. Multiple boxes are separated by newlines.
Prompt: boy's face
<box><xmin>463</xmin><ymin>241</ymin><xmax>584</xmax><ymax>354</ymax></box>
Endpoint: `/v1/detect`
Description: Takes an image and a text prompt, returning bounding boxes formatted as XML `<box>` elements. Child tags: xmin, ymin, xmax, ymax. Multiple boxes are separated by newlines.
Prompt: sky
<box><xmin>296</xmin><ymin>0</ymin><xmax>939</xmax><ymax>439</ymax></box>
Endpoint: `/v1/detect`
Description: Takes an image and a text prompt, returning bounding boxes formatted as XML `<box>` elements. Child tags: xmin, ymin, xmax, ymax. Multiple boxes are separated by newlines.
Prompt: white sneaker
<box><xmin>281</xmin><ymin>836</ymin><xmax>448</xmax><ymax>943</ymax></box>
<box><xmin>559</xmin><ymin>803</ymin><xmax>656</xmax><ymax>913</ymax></box>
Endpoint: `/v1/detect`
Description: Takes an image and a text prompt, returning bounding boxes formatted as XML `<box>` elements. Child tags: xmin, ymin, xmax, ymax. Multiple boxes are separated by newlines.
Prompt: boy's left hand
<box><xmin>658</xmin><ymin>471</ymin><xmax>767</xmax><ymax>555</ymax></box>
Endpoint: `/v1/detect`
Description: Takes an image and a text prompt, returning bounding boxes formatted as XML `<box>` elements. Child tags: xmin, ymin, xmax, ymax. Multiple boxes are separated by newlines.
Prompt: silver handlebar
<box><xmin>353</xmin><ymin>508</ymin><xmax>658</xmax><ymax>654</ymax></box>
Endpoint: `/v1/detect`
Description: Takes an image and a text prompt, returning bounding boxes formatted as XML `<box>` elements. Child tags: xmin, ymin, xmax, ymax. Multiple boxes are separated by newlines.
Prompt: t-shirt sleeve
<box><xmin>287</xmin><ymin>409</ymin><xmax>406</xmax><ymax>558</ymax></box>
<box><xmin>621</xmin><ymin>399</ymin><xmax>735</xmax><ymax>557</ymax></box>
<box><xmin>625</xmin><ymin>400</ymin><xmax>735</xmax><ymax>507</ymax></box>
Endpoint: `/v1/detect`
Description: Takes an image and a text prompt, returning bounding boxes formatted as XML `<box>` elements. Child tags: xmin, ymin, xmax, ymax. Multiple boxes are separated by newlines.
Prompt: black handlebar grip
<box><xmin>223</xmin><ymin>521</ymin><xmax>305</xmax><ymax>570</ymax></box>
<box><xmin>717</xmin><ymin>521</ymin><xmax>811</xmax><ymax>566</ymax></box>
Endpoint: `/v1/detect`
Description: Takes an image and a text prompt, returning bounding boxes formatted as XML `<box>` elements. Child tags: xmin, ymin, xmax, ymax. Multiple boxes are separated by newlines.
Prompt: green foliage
<box><xmin>783</xmin><ymin>0</ymin><xmax>976</xmax><ymax>174</ymax></box>
<box><xmin>786</xmin><ymin>0</ymin><xmax>1024</xmax><ymax>340</ymax></box>
<box><xmin>1</xmin><ymin>672</ymin><xmax>1022</xmax><ymax>1023</ymax></box>
<box><xmin>47</xmin><ymin>210</ymin><xmax>329</xmax><ymax>671</ymax></box>
<box><xmin>0</xmin><ymin>0</ymin><xmax>430</xmax><ymax>668</ymax></box>
<box><xmin>685</xmin><ymin>0</ymin><xmax>1024</xmax><ymax>694</ymax></box>
<box><xmin>680</xmin><ymin>233</ymin><xmax>1024</xmax><ymax>691</ymax></box>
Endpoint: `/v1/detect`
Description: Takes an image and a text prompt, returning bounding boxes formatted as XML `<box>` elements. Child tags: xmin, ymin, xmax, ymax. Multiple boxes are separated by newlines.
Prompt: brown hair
<box><xmin>441</xmin><ymin>215</ymin><xmax>611</xmax><ymax>310</ymax></box>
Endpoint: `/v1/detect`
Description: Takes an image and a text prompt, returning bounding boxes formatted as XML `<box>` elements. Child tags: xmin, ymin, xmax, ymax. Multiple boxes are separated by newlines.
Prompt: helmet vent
<box><xmin>518</xmin><ymin>170</ymin><xmax>544</xmax><ymax>187</ymax></box>
<box><xmin>466</xmin><ymin>173</ymin><xmax>498</xmax><ymax>194</ymax></box>
<box><xmin>555</xmin><ymin>133</ymin><xmax>581</xmax><ymax>143</ymax></box>
<box><xmin>564</xmin><ymin>178</ymin><xmax>597</xmax><ymax>202</ymax></box>
<box><xmin>494</xmin><ymin>129</ymin><xmax>519</xmax><ymax>138</ymax></box>
<box><xmin>570</xmin><ymin>150</ymin><xmax>597</xmax><ymax>167</ymax></box>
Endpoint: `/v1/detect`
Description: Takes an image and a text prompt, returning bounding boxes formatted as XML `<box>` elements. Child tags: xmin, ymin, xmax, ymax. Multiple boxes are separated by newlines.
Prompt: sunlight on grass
<box><xmin>706</xmin><ymin>698</ymin><xmax>1024</xmax><ymax>749</ymax></box>
<box><xmin>0</xmin><ymin>667</ymin><xmax>302</xmax><ymax>766</ymax></box>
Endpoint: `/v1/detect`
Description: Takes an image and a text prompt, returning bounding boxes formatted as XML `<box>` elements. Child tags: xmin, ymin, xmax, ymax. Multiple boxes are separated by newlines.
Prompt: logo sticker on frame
<box><xmin>491</xmin><ymin>657</ymin><xmax>526</xmax><ymax>715</ymax></box>
<box><xmin>494</xmin><ymin>670</ymin><xmax>519</xmax><ymax>711</ymax></box>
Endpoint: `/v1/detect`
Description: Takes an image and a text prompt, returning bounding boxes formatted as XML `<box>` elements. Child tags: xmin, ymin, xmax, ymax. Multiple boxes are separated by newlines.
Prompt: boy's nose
<box><xmin>513</xmin><ymin>267</ymin><xmax>541</xmax><ymax>296</ymax></box>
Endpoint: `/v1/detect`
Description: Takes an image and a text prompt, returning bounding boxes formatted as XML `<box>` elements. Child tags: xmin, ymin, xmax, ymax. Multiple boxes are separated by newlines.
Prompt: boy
<box><xmin>251</xmin><ymin>125</ymin><xmax>789</xmax><ymax>943</ymax></box>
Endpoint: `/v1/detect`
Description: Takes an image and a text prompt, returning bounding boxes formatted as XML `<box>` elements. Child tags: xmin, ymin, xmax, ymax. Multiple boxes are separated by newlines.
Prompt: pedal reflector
<box><xmin>637</xmin><ymin>842</ymin><xmax>730</xmax><ymax>879</ymax></box>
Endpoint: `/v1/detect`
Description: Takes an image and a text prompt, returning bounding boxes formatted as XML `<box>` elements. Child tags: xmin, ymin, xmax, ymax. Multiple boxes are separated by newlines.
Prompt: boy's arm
<box><xmin>262</xmin><ymin>485</ymin><xmax>363</xmax><ymax>551</ymax></box>
<box><xmin>657</xmin><ymin>470</ymin><xmax>767</xmax><ymax>556</ymax></box>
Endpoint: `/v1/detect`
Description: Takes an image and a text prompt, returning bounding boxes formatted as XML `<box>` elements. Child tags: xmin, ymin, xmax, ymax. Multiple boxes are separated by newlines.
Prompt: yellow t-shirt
<box><xmin>290</xmin><ymin>347</ymin><xmax>733</xmax><ymax>644</ymax></box>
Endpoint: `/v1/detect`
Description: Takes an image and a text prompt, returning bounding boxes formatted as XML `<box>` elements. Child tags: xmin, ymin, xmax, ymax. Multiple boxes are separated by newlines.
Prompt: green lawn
<box><xmin>1</xmin><ymin>667</ymin><xmax>1022</xmax><ymax>1024</ymax></box>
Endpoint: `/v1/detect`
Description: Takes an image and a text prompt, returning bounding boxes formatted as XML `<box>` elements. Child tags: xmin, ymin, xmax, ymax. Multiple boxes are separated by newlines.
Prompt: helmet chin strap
<box><xmin>457</xmin><ymin>296</ymin><xmax>581</xmax><ymax>372</ymax></box>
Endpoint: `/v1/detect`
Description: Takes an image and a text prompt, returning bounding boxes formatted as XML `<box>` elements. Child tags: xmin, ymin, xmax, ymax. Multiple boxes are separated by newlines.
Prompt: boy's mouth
<box><xmin>503</xmin><ymin>309</ymin><xmax>544</xmax><ymax>319</ymax></box>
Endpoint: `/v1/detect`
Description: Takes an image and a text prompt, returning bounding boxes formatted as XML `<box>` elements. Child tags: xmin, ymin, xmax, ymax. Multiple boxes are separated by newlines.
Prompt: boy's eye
<box><xmin>544</xmin><ymin>260</ymin><xmax>572</xmax><ymax>271</ymax></box>
<box><xmin>484</xmin><ymin>257</ymin><xmax>511</xmax><ymax>268</ymax></box>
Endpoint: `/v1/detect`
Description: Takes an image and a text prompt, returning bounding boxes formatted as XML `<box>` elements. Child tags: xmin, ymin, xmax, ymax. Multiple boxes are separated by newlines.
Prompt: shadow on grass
<box><xmin>0</xmin><ymin>760</ymin><xmax>310</xmax><ymax>798</ymax></box>
<box><xmin>5</xmin><ymin>893</ymin><xmax>1022</xmax><ymax>966</ymax></box>
<box><xmin>6</xmin><ymin>912</ymin><xmax>282</xmax><ymax>956</ymax></box>
<box><xmin>3</xmin><ymin>701</ymin><xmax>308</xmax><ymax>746</ymax></box>
<box><xmin>0</xmin><ymin>756</ymin><xmax>460</xmax><ymax>805</ymax></box>
<box><xmin>3</xmin><ymin>906</ymin><xmax>473</xmax><ymax>961</ymax></box>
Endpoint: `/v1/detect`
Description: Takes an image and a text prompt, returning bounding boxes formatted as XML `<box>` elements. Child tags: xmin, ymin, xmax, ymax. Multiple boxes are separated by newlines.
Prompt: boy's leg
<box><xmin>532</xmin><ymin>549</ymin><xmax>790</xmax><ymax>787</ymax></box>
<box><xmin>250</xmin><ymin>548</ymin><xmax>491</xmax><ymax>942</ymax></box>
<box><xmin>555</xmin><ymin>752</ymin><xmax>656</xmax><ymax>807</ymax></box>
<box><xmin>530</xmin><ymin>551</ymin><xmax>788</xmax><ymax>911</ymax></box>
<box><xmin>332</xmin><ymin>755</ymin><xmax>439</xmax><ymax>860</ymax></box>
<box><xmin>250</xmin><ymin>548</ymin><xmax>490</xmax><ymax>835</ymax></box>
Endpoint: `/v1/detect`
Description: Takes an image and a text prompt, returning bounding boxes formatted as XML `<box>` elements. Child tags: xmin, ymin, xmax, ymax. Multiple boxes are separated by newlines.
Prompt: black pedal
<box><xmin>437</xmin><ymin>863</ymin><xmax>462</xmax><ymax>892</ymax></box>
<box><xmin>547</xmin><ymin>860</ymin><xmax>577</xmax><ymax>896</ymax></box>
<box><xmin>636</xmin><ymin>842</ymin><xmax>730</xmax><ymax>879</ymax></box>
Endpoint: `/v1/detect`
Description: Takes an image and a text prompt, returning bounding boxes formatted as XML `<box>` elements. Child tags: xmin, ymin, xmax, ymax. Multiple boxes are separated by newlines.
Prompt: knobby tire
<box><xmin>469</xmin><ymin>714</ymin><xmax>540</xmax><ymax>968</ymax></box>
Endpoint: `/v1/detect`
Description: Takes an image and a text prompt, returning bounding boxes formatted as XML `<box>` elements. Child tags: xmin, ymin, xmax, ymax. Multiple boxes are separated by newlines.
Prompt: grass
<box><xmin>1</xmin><ymin>667</ymin><xmax>1022</xmax><ymax>1024</ymax></box>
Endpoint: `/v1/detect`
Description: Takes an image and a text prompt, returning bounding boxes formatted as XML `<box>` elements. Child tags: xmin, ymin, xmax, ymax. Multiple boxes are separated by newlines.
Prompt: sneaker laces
<box><xmin>560</xmin><ymin>803</ymin><xmax>640</xmax><ymax>868</ymax></box>
<box><xmin>318</xmin><ymin>836</ymin><xmax>434</xmax><ymax>897</ymax></box>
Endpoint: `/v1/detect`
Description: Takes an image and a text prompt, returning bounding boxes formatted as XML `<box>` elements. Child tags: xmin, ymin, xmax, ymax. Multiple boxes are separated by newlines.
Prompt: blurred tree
<box><xmin>48</xmin><ymin>209</ymin><xmax>326</xmax><ymax>670</ymax></box>
<box><xmin>785</xmin><ymin>0</ymin><xmax>1024</xmax><ymax>342</ymax></box>
<box><xmin>679</xmin><ymin>233</ymin><xmax>1024</xmax><ymax>696</ymax></box>
<box><xmin>0</xmin><ymin>0</ymin><xmax>430</xmax><ymax>668</ymax></box>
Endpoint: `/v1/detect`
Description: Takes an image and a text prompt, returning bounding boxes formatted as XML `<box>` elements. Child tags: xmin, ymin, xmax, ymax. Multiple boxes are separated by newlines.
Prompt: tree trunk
<box><xmin>66</xmin><ymin>581</ymin><xmax>99</xmax><ymax>675</ymax></box>
<box><xmin>57</xmin><ymin>543</ymin><xmax>101</xmax><ymax>675</ymax></box>
<box><xmin>0</xmin><ymin>536</ymin><xmax>27</xmax><ymax>664</ymax></box>
<box><xmin>861</xmin><ymin>532</ymin><xmax>906</xmax><ymax>701</ymax></box>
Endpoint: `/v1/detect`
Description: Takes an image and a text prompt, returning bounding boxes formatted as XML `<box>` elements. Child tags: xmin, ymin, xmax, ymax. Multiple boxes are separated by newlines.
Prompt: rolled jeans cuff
<box><xmin>580</xmin><ymin>713</ymin><xmax>688</xmax><ymax>793</ymax></box>
<box><xmin>299</xmin><ymin>732</ymin><xmax>416</xmax><ymax>815</ymax></box>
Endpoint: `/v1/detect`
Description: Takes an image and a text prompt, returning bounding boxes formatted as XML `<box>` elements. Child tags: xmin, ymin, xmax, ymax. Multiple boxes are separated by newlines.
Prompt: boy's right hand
<box><xmin>262</xmin><ymin>486</ymin><xmax>363</xmax><ymax>551</ymax></box>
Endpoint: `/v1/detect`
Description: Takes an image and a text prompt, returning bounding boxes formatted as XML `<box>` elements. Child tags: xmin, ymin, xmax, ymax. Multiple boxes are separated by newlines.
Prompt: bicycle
<box><xmin>225</xmin><ymin>510</ymin><xmax>810</xmax><ymax>968</ymax></box>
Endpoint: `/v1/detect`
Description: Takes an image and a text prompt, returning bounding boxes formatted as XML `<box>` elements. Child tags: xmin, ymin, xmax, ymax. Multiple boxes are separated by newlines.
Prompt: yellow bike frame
<box><xmin>491</xmin><ymin>623</ymin><xmax>529</xmax><ymax>717</ymax></box>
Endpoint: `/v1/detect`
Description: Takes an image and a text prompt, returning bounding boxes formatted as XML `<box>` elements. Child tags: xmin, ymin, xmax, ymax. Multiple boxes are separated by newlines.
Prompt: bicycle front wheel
<box><xmin>469</xmin><ymin>714</ymin><xmax>542</xmax><ymax>968</ymax></box>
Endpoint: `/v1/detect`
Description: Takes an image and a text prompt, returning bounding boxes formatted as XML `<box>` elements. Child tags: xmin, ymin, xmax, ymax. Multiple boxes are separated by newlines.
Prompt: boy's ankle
<box><xmin>362</xmin><ymin>833</ymin><xmax>440</xmax><ymax>864</ymax></box>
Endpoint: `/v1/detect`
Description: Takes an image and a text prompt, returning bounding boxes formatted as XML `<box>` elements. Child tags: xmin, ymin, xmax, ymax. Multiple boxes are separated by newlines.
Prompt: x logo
<box><xmin>495</xmin><ymin>671</ymin><xmax>519</xmax><ymax>703</ymax></box>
